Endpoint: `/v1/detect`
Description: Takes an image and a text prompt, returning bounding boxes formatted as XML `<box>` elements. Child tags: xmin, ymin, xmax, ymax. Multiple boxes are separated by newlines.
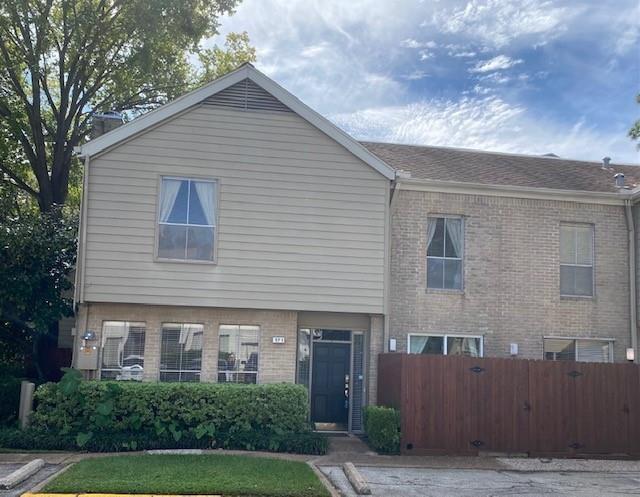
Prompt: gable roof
<box><xmin>361</xmin><ymin>141</ymin><xmax>640</xmax><ymax>194</ymax></box>
<box><xmin>77</xmin><ymin>64</ymin><xmax>396</xmax><ymax>180</ymax></box>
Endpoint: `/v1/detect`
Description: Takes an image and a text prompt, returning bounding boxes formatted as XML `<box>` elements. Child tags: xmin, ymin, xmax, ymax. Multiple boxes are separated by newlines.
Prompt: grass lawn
<box><xmin>44</xmin><ymin>454</ymin><xmax>329</xmax><ymax>497</ymax></box>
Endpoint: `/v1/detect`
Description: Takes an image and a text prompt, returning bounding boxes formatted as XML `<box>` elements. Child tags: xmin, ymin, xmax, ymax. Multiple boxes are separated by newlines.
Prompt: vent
<box><xmin>202</xmin><ymin>78</ymin><xmax>292</xmax><ymax>113</ymax></box>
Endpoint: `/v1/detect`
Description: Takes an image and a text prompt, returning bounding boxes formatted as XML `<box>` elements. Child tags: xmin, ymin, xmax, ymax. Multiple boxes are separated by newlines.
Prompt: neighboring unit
<box><xmin>70</xmin><ymin>64</ymin><xmax>640</xmax><ymax>432</ymax></box>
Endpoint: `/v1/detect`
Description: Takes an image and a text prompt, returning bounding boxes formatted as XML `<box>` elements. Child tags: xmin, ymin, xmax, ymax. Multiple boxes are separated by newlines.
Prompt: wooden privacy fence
<box><xmin>378</xmin><ymin>354</ymin><xmax>640</xmax><ymax>457</ymax></box>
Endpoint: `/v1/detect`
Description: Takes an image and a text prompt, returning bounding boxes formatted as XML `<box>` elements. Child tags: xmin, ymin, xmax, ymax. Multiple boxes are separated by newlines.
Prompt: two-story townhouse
<box><xmin>70</xmin><ymin>63</ymin><xmax>640</xmax><ymax>433</ymax></box>
<box><xmin>364</xmin><ymin>143</ymin><xmax>640</xmax><ymax>364</ymax></box>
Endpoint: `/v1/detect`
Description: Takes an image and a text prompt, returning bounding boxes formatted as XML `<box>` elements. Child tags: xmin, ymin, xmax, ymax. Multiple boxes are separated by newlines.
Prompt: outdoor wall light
<box><xmin>80</xmin><ymin>330</ymin><xmax>98</xmax><ymax>352</ymax></box>
<box><xmin>626</xmin><ymin>348</ymin><xmax>635</xmax><ymax>362</ymax></box>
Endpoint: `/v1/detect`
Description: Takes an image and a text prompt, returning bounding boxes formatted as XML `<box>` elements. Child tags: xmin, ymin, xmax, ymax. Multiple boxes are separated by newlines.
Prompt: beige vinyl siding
<box><xmin>83</xmin><ymin>105</ymin><xmax>388</xmax><ymax>313</ymax></box>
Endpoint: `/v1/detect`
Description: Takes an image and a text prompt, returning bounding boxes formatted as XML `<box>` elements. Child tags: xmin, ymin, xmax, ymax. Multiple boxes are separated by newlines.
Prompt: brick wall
<box><xmin>390</xmin><ymin>189</ymin><xmax>632</xmax><ymax>362</ymax></box>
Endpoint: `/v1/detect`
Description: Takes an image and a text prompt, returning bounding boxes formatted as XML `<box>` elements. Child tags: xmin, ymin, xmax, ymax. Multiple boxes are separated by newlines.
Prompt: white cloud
<box><xmin>404</xmin><ymin>70</ymin><xmax>429</xmax><ymax>80</ymax></box>
<box><xmin>332</xmin><ymin>97</ymin><xmax>639</xmax><ymax>162</ymax></box>
<box><xmin>431</xmin><ymin>0</ymin><xmax>570</xmax><ymax>48</ymax></box>
<box><xmin>451</xmin><ymin>51</ymin><xmax>477</xmax><ymax>58</ymax></box>
<box><xmin>400</xmin><ymin>38</ymin><xmax>437</xmax><ymax>49</ymax></box>
<box><xmin>470</xmin><ymin>55</ymin><xmax>523</xmax><ymax>73</ymax></box>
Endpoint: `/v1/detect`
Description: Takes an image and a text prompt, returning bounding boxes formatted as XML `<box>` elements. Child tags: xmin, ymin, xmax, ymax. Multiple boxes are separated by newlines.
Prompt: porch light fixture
<box><xmin>626</xmin><ymin>348</ymin><xmax>635</xmax><ymax>362</ymax></box>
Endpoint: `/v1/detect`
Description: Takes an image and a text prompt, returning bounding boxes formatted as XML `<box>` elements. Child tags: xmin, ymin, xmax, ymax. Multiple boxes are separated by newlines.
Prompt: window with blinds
<box><xmin>544</xmin><ymin>338</ymin><xmax>612</xmax><ymax>363</ymax></box>
<box><xmin>218</xmin><ymin>325</ymin><xmax>259</xmax><ymax>384</ymax></box>
<box><xmin>560</xmin><ymin>224</ymin><xmax>594</xmax><ymax>297</ymax></box>
<box><xmin>100</xmin><ymin>321</ymin><xmax>146</xmax><ymax>380</ymax></box>
<box><xmin>159</xmin><ymin>323</ymin><xmax>204</xmax><ymax>382</ymax></box>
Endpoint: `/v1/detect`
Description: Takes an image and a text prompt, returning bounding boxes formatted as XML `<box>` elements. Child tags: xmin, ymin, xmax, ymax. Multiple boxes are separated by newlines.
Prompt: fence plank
<box><xmin>377</xmin><ymin>354</ymin><xmax>640</xmax><ymax>457</ymax></box>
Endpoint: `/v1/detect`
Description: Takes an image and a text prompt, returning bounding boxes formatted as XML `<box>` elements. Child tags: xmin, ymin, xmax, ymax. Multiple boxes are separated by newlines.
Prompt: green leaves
<box><xmin>59</xmin><ymin>368</ymin><xmax>83</xmax><ymax>395</ymax></box>
<box><xmin>75</xmin><ymin>431</ymin><xmax>93</xmax><ymax>448</ymax></box>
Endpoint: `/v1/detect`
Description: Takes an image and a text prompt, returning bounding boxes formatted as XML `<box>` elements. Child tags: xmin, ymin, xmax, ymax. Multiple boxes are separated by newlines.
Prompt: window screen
<box><xmin>427</xmin><ymin>217</ymin><xmax>463</xmax><ymax>290</ymax></box>
<box><xmin>408</xmin><ymin>334</ymin><xmax>482</xmax><ymax>357</ymax></box>
<box><xmin>218</xmin><ymin>325</ymin><xmax>259</xmax><ymax>383</ymax></box>
<box><xmin>158</xmin><ymin>177</ymin><xmax>216</xmax><ymax>261</ymax></box>
<box><xmin>560</xmin><ymin>224</ymin><xmax>594</xmax><ymax>296</ymax></box>
<box><xmin>544</xmin><ymin>338</ymin><xmax>612</xmax><ymax>363</ymax></box>
<box><xmin>160</xmin><ymin>323</ymin><xmax>203</xmax><ymax>382</ymax></box>
<box><xmin>100</xmin><ymin>321</ymin><xmax>145</xmax><ymax>380</ymax></box>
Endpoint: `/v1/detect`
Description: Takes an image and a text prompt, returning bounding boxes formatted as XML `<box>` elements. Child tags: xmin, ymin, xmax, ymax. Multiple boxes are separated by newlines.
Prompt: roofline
<box><xmin>78</xmin><ymin>65</ymin><xmax>396</xmax><ymax>180</ymax></box>
<box><xmin>360</xmin><ymin>140</ymin><xmax>640</xmax><ymax>168</ymax></box>
<box><xmin>397</xmin><ymin>177</ymin><xmax>633</xmax><ymax>205</ymax></box>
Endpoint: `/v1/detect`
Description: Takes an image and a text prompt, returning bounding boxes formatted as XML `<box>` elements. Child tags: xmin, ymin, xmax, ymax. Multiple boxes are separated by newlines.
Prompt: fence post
<box><xmin>18</xmin><ymin>381</ymin><xmax>35</xmax><ymax>429</ymax></box>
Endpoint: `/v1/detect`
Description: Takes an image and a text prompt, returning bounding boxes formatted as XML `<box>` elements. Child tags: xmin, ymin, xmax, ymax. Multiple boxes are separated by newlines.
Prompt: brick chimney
<box><xmin>90</xmin><ymin>111</ymin><xmax>124</xmax><ymax>139</ymax></box>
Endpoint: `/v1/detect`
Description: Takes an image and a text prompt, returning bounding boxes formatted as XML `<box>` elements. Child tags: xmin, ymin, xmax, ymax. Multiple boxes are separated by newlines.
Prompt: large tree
<box><xmin>630</xmin><ymin>93</ymin><xmax>640</xmax><ymax>145</ymax></box>
<box><xmin>0</xmin><ymin>0</ymin><xmax>255</xmax><ymax>212</ymax></box>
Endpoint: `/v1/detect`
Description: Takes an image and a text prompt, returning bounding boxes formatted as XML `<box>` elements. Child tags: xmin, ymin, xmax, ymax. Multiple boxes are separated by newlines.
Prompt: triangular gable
<box><xmin>78</xmin><ymin>64</ymin><xmax>396</xmax><ymax>180</ymax></box>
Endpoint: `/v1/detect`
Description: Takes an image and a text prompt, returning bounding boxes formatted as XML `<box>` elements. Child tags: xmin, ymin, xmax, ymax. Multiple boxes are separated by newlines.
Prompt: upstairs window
<box><xmin>101</xmin><ymin>321</ymin><xmax>146</xmax><ymax>380</ymax></box>
<box><xmin>560</xmin><ymin>224</ymin><xmax>594</xmax><ymax>297</ymax></box>
<box><xmin>427</xmin><ymin>217</ymin><xmax>463</xmax><ymax>290</ymax></box>
<box><xmin>158</xmin><ymin>177</ymin><xmax>217</xmax><ymax>262</ymax></box>
<box><xmin>159</xmin><ymin>323</ymin><xmax>203</xmax><ymax>382</ymax></box>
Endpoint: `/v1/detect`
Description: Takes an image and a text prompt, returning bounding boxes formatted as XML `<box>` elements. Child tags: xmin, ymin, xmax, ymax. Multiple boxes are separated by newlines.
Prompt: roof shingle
<box><xmin>360</xmin><ymin>141</ymin><xmax>640</xmax><ymax>193</ymax></box>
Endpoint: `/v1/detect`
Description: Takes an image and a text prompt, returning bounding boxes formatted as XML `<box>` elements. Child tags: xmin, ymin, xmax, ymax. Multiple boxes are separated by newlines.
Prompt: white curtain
<box><xmin>194</xmin><ymin>181</ymin><xmax>215</xmax><ymax>225</ymax></box>
<box><xmin>159</xmin><ymin>179</ymin><xmax>182</xmax><ymax>222</ymax></box>
<box><xmin>446</xmin><ymin>218</ymin><xmax>463</xmax><ymax>258</ymax></box>
<box><xmin>410</xmin><ymin>336</ymin><xmax>429</xmax><ymax>354</ymax></box>
<box><xmin>102</xmin><ymin>322</ymin><xmax>129</xmax><ymax>367</ymax></box>
<box><xmin>426</xmin><ymin>218</ymin><xmax>438</xmax><ymax>250</ymax></box>
<box><xmin>180</xmin><ymin>324</ymin><xmax>203</xmax><ymax>351</ymax></box>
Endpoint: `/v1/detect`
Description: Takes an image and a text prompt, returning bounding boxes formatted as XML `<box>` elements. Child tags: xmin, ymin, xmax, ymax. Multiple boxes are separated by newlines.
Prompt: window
<box><xmin>218</xmin><ymin>325</ymin><xmax>259</xmax><ymax>383</ymax></box>
<box><xmin>296</xmin><ymin>329</ymin><xmax>311</xmax><ymax>389</ymax></box>
<box><xmin>544</xmin><ymin>338</ymin><xmax>612</xmax><ymax>363</ymax></box>
<box><xmin>408</xmin><ymin>334</ymin><xmax>482</xmax><ymax>357</ymax></box>
<box><xmin>100</xmin><ymin>321</ymin><xmax>146</xmax><ymax>380</ymax></box>
<box><xmin>427</xmin><ymin>217</ymin><xmax>463</xmax><ymax>290</ymax></box>
<box><xmin>560</xmin><ymin>224</ymin><xmax>594</xmax><ymax>297</ymax></box>
<box><xmin>159</xmin><ymin>323</ymin><xmax>203</xmax><ymax>382</ymax></box>
<box><xmin>158</xmin><ymin>177</ymin><xmax>217</xmax><ymax>261</ymax></box>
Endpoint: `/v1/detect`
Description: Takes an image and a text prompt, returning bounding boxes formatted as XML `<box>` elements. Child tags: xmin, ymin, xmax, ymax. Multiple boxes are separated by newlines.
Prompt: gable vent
<box><xmin>202</xmin><ymin>78</ymin><xmax>292</xmax><ymax>113</ymax></box>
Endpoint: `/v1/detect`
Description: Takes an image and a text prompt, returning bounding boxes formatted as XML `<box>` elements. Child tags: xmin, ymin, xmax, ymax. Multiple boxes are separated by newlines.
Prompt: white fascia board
<box><xmin>247</xmin><ymin>69</ymin><xmax>396</xmax><ymax>180</ymax></box>
<box><xmin>76</xmin><ymin>65</ymin><xmax>396</xmax><ymax>180</ymax></box>
<box><xmin>77</xmin><ymin>65</ymin><xmax>250</xmax><ymax>157</ymax></box>
<box><xmin>398</xmin><ymin>178</ymin><xmax>631</xmax><ymax>205</ymax></box>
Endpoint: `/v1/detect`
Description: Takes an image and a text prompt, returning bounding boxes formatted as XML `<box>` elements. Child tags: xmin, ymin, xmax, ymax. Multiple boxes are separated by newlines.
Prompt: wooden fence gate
<box><xmin>377</xmin><ymin>354</ymin><xmax>640</xmax><ymax>456</ymax></box>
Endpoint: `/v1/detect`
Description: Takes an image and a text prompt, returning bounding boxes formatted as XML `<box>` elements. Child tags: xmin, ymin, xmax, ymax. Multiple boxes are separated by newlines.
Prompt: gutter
<box><xmin>383</xmin><ymin>179</ymin><xmax>401</xmax><ymax>353</ymax></box>
<box><xmin>625</xmin><ymin>199</ymin><xmax>638</xmax><ymax>363</ymax></box>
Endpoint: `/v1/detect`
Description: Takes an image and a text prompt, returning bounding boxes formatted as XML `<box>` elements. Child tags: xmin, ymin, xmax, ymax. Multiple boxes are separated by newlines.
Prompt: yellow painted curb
<box><xmin>23</xmin><ymin>494</ymin><xmax>221</xmax><ymax>497</ymax></box>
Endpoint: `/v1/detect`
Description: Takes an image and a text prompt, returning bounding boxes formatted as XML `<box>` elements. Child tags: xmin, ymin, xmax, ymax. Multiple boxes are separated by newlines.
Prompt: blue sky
<box><xmin>210</xmin><ymin>0</ymin><xmax>640</xmax><ymax>164</ymax></box>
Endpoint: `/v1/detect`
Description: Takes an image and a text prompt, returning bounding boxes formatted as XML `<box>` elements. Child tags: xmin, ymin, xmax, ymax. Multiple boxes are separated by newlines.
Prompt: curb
<box><xmin>0</xmin><ymin>459</ymin><xmax>45</xmax><ymax>489</ymax></box>
<box><xmin>307</xmin><ymin>461</ymin><xmax>343</xmax><ymax>497</ymax></box>
<box><xmin>342</xmin><ymin>462</ymin><xmax>371</xmax><ymax>495</ymax></box>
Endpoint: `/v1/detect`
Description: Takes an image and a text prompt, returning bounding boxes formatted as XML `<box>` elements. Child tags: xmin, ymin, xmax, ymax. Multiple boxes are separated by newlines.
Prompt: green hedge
<box><xmin>363</xmin><ymin>406</ymin><xmax>401</xmax><ymax>454</ymax></box>
<box><xmin>17</xmin><ymin>377</ymin><xmax>327</xmax><ymax>454</ymax></box>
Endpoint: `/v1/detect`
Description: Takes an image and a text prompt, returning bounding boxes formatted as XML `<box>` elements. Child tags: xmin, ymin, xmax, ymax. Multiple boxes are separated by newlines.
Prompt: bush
<box><xmin>363</xmin><ymin>406</ymin><xmax>401</xmax><ymax>454</ymax></box>
<box><xmin>15</xmin><ymin>376</ymin><xmax>327</xmax><ymax>455</ymax></box>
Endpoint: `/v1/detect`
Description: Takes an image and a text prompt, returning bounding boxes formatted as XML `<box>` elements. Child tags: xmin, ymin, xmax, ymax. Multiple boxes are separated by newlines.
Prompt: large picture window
<box><xmin>560</xmin><ymin>224</ymin><xmax>594</xmax><ymax>297</ymax></box>
<box><xmin>544</xmin><ymin>338</ymin><xmax>612</xmax><ymax>363</ymax></box>
<box><xmin>218</xmin><ymin>325</ymin><xmax>259</xmax><ymax>383</ymax></box>
<box><xmin>408</xmin><ymin>333</ymin><xmax>482</xmax><ymax>357</ymax></box>
<box><xmin>158</xmin><ymin>177</ymin><xmax>217</xmax><ymax>262</ymax></box>
<box><xmin>427</xmin><ymin>217</ymin><xmax>463</xmax><ymax>290</ymax></box>
<box><xmin>101</xmin><ymin>321</ymin><xmax>146</xmax><ymax>380</ymax></box>
<box><xmin>159</xmin><ymin>323</ymin><xmax>203</xmax><ymax>382</ymax></box>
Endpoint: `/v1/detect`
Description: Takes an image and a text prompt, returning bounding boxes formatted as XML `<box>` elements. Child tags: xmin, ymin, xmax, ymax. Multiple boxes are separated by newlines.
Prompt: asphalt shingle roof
<box><xmin>360</xmin><ymin>141</ymin><xmax>640</xmax><ymax>193</ymax></box>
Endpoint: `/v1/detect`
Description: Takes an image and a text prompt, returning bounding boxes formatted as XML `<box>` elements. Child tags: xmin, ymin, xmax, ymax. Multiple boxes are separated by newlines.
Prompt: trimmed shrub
<box><xmin>17</xmin><ymin>377</ymin><xmax>327</xmax><ymax>454</ymax></box>
<box><xmin>363</xmin><ymin>406</ymin><xmax>401</xmax><ymax>454</ymax></box>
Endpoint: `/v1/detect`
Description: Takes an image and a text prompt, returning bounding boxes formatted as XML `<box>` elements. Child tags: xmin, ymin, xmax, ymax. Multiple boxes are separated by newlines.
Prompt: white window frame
<box><xmin>156</xmin><ymin>175</ymin><xmax>219</xmax><ymax>264</ymax></box>
<box><xmin>159</xmin><ymin>322</ymin><xmax>204</xmax><ymax>382</ymax></box>
<box><xmin>407</xmin><ymin>333</ymin><xmax>484</xmax><ymax>357</ymax></box>
<box><xmin>543</xmin><ymin>336</ymin><xmax>614</xmax><ymax>362</ymax></box>
<box><xmin>426</xmin><ymin>215</ymin><xmax>465</xmax><ymax>291</ymax></box>
<box><xmin>559</xmin><ymin>223</ymin><xmax>595</xmax><ymax>298</ymax></box>
<box><xmin>217</xmin><ymin>324</ymin><xmax>261</xmax><ymax>383</ymax></box>
<box><xmin>99</xmin><ymin>321</ymin><xmax>146</xmax><ymax>381</ymax></box>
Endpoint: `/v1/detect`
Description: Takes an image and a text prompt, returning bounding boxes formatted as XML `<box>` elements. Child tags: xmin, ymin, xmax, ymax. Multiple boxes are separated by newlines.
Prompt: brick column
<box><xmin>368</xmin><ymin>314</ymin><xmax>384</xmax><ymax>405</ymax></box>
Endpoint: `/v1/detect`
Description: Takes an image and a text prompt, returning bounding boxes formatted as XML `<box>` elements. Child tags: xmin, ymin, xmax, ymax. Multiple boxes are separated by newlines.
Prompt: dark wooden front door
<box><xmin>311</xmin><ymin>342</ymin><xmax>350</xmax><ymax>424</ymax></box>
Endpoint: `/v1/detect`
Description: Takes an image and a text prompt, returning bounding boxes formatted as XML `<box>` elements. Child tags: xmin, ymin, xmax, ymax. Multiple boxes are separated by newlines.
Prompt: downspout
<box><xmin>624</xmin><ymin>199</ymin><xmax>638</xmax><ymax>363</ymax></box>
<box><xmin>78</xmin><ymin>154</ymin><xmax>90</xmax><ymax>304</ymax></box>
<box><xmin>383</xmin><ymin>179</ymin><xmax>401</xmax><ymax>352</ymax></box>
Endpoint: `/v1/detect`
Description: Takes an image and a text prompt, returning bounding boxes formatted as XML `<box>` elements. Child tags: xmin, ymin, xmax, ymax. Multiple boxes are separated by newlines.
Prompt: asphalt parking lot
<box><xmin>320</xmin><ymin>465</ymin><xmax>640</xmax><ymax>497</ymax></box>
